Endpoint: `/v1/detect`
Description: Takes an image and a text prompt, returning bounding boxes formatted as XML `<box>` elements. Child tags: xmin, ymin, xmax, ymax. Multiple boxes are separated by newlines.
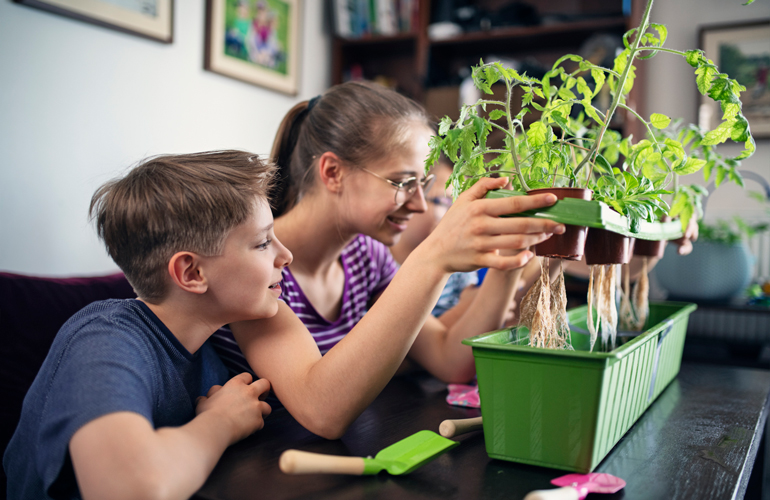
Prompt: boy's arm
<box><xmin>70</xmin><ymin>374</ymin><xmax>270</xmax><ymax>500</ymax></box>
<box><xmin>232</xmin><ymin>178</ymin><xmax>563</xmax><ymax>439</ymax></box>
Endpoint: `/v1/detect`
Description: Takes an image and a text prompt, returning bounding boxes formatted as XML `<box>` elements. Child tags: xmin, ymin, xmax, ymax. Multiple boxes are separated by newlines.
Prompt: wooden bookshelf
<box><xmin>331</xmin><ymin>0</ymin><xmax>646</xmax><ymax>137</ymax></box>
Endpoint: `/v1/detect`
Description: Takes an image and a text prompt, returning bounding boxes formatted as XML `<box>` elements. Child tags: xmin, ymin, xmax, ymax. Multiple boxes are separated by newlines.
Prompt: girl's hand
<box><xmin>419</xmin><ymin>177</ymin><xmax>564</xmax><ymax>273</ymax></box>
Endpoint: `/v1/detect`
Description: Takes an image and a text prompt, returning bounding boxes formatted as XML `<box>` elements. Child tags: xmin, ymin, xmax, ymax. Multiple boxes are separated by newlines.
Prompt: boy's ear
<box><xmin>167</xmin><ymin>252</ymin><xmax>208</xmax><ymax>295</ymax></box>
<box><xmin>317</xmin><ymin>151</ymin><xmax>345</xmax><ymax>194</ymax></box>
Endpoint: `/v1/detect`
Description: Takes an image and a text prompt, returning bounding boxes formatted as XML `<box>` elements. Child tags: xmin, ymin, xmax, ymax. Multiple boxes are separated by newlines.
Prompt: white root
<box><xmin>550</xmin><ymin>259</ymin><xmax>573</xmax><ymax>350</ymax></box>
<box><xmin>619</xmin><ymin>257</ymin><xmax>650</xmax><ymax>332</ymax></box>
<box><xmin>587</xmin><ymin>265</ymin><xmax>597</xmax><ymax>351</ymax></box>
<box><xmin>519</xmin><ymin>258</ymin><xmax>571</xmax><ymax>350</ymax></box>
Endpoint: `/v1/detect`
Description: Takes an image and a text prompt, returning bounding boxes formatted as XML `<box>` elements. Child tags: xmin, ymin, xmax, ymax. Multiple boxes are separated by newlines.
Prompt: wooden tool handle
<box><xmin>523</xmin><ymin>487</ymin><xmax>580</xmax><ymax>500</ymax></box>
<box><xmin>279</xmin><ymin>450</ymin><xmax>366</xmax><ymax>475</ymax></box>
<box><xmin>439</xmin><ymin>416</ymin><xmax>483</xmax><ymax>438</ymax></box>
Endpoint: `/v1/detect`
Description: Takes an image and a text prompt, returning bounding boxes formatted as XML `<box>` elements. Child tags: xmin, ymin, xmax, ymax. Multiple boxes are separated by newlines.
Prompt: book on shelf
<box><xmin>332</xmin><ymin>0</ymin><xmax>418</xmax><ymax>38</ymax></box>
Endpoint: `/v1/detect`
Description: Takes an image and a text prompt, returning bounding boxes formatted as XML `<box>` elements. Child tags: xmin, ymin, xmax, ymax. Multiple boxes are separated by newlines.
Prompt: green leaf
<box><xmin>650</xmin><ymin>23</ymin><xmax>668</xmax><ymax>45</ymax></box>
<box><xmin>695</xmin><ymin>62</ymin><xmax>717</xmax><ymax>95</ymax></box>
<box><xmin>594</xmin><ymin>154</ymin><xmax>612</xmax><ymax>173</ymax></box>
<box><xmin>737</xmin><ymin>136</ymin><xmax>756</xmax><ymax>160</ymax></box>
<box><xmin>438</xmin><ymin>116</ymin><xmax>453</xmax><ymax>136</ymax></box>
<box><xmin>549</xmin><ymin>111</ymin><xmax>571</xmax><ymax>133</ymax></box>
<box><xmin>729</xmin><ymin>168</ymin><xmax>745</xmax><ymax>187</ymax></box>
<box><xmin>527</xmin><ymin>122</ymin><xmax>548</xmax><ymax>147</ymax></box>
<box><xmin>674</xmin><ymin>157</ymin><xmax>706</xmax><ymax>175</ymax></box>
<box><xmin>701</xmin><ymin>122</ymin><xmax>732</xmax><ymax>145</ymax></box>
<box><xmin>731</xmin><ymin>115</ymin><xmax>750</xmax><ymax>142</ymax></box>
<box><xmin>650</xmin><ymin>113</ymin><xmax>671</xmax><ymax>129</ymax></box>
<box><xmin>488</xmin><ymin>109</ymin><xmax>506</xmax><ymax>121</ymax></box>
<box><xmin>685</xmin><ymin>50</ymin><xmax>701</xmax><ymax>68</ymax></box>
<box><xmin>558</xmin><ymin>88</ymin><xmax>576</xmax><ymax>101</ymax></box>
<box><xmin>591</xmin><ymin>68</ymin><xmax>605</xmax><ymax>97</ymax></box>
<box><xmin>533</xmin><ymin>87</ymin><xmax>545</xmax><ymax>99</ymax></box>
<box><xmin>715</xmin><ymin>165</ymin><xmax>727</xmax><ymax>187</ymax></box>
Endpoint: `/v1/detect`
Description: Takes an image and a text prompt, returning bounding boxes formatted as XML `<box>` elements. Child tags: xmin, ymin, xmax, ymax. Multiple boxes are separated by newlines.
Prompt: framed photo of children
<box><xmin>205</xmin><ymin>0</ymin><xmax>301</xmax><ymax>95</ymax></box>
<box><xmin>14</xmin><ymin>0</ymin><xmax>173</xmax><ymax>43</ymax></box>
<box><xmin>699</xmin><ymin>20</ymin><xmax>770</xmax><ymax>139</ymax></box>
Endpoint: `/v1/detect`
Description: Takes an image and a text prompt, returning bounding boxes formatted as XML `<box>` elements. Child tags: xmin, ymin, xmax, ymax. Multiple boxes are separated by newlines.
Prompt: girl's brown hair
<box><xmin>90</xmin><ymin>150</ymin><xmax>277</xmax><ymax>302</ymax></box>
<box><xmin>270</xmin><ymin>81</ymin><xmax>433</xmax><ymax>217</ymax></box>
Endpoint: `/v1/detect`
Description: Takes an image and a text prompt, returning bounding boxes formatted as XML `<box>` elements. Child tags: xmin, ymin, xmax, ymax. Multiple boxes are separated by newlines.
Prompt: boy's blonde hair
<box><xmin>90</xmin><ymin>150</ymin><xmax>277</xmax><ymax>302</ymax></box>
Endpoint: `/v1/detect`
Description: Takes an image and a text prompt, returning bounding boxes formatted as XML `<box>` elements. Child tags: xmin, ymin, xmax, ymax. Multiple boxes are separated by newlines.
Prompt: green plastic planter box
<box><xmin>462</xmin><ymin>301</ymin><xmax>696</xmax><ymax>473</ymax></box>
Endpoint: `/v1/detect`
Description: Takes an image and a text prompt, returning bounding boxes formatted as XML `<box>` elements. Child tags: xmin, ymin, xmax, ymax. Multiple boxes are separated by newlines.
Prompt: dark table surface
<box><xmin>194</xmin><ymin>363</ymin><xmax>770</xmax><ymax>500</ymax></box>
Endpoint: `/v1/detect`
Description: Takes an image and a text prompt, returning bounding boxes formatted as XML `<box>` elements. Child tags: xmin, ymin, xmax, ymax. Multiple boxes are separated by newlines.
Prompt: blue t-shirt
<box><xmin>432</xmin><ymin>272</ymin><xmax>479</xmax><ymax>317</ymax></box>
<box><xmin>3</xmin><ymin>299</ymin><xmax>229</xmax><ymax>500</ymax></box>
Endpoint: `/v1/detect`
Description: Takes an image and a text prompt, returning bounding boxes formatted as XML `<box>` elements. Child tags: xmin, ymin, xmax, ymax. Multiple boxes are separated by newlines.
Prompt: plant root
<box><xmin>520</xmin><ymin>258</ymin><xmax>572</xmax><ymax>350</ymax></box>
<box><xmin>619</xmin><ymin>257</ymin><xmax>649</xmax><ymax>332</ymax></box>
<box><xmin>588</xmin><ymin>264</ymin><xmax>619</xmax><ymax>351</ymax></box>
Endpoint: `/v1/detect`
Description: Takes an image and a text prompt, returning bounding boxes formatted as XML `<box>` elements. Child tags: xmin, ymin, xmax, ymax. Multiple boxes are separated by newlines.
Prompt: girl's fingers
<box><xmin>481</xmin><ymin>250</ymin><xmax>536</xmax><ymax>270</ymax></box>
<box><xmin>482</xmin><ymin>192</ymin><xmax>559</xmax><ymax>217</ymax></box>
<box><xmin>480</xmin><ymin>216</ymin><xmax>565</xmax><ymax>236</ymax></box>
<box><xmin>472</xmin><ymin>232</ymin><xmax>555</xmax><ymax>253</ymax></box>
<box><xmin>459</xmin><ymin>176</ymin><xmax>509</xmax><ymax>201</ymax></box>
<box><xmin>206</xmin><ymin>385</ymin><xmax>223</xmax><ymax>397</ymax></box>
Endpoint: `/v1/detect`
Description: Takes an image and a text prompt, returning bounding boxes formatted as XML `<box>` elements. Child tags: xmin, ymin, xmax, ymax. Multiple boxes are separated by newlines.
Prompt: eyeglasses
<box><xmin>361</xmin><ymin>168</ymin><xmax>437</xmax><ymax>206</ymax></box>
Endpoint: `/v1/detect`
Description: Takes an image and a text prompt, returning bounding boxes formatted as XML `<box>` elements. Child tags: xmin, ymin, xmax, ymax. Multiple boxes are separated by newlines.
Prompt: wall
<box><xmin>646</xmin><ymin>0</ymin><xmax>770</xmax><ymax>227</ymax></box>
<box><xmin>0</xmin><ymin>0</ymin><xmax>331</xmax><ymax>276</ymax></box>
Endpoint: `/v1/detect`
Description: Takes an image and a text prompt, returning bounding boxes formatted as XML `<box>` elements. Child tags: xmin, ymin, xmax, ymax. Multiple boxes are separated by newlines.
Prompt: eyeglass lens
<box><xmin>395</xmin><ymin>175</ymin><xmax>436</xmax><ymax>205</ymax></box>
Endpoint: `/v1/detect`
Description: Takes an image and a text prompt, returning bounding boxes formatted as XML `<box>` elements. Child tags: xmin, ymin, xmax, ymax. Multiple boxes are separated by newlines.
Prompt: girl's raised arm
<box><xmin>231</xmin><ymin>177</ymin><xmax>562</xmax><ymax>439</ymax></box>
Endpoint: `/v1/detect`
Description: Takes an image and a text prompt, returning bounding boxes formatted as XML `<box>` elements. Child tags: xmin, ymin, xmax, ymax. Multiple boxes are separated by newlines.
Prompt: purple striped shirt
<box><xmin>210</xmin><ymin>234</ymin><xmax>398</xmax><ymax>375</ymax></box>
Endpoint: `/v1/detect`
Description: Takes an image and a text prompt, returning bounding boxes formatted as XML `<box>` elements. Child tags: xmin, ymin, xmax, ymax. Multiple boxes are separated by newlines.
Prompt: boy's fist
<box><xmin>196</xmin><ymin>372</ymin><xmax>272</xmax><ymax>443</ymax></box>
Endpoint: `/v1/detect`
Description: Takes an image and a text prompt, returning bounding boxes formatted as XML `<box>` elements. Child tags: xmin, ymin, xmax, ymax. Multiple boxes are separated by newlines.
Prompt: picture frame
<box><xmin>205</xmin><ymin>0</ymin><xmax>301</xmax><ymax>95</ymax></box>
<box><xmin>699</xmin><ymin>20</ymin><xmax>770</xmax><ymax>139</ymax></box>
<box><xmin>14</xmin><ymin>0</ymin><xmax>173</xmax><ymax>43</ymax></box>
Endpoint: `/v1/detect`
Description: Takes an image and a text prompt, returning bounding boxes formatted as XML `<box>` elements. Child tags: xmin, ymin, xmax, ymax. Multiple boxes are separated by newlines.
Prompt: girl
<box><xmin>216</xmin><ymin>81</ymin><xmax>565</xmax><ymax>438</ymax></box>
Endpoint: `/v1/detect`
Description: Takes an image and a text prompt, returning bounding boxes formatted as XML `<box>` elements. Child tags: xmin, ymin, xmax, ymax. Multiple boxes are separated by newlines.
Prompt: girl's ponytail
<box><xmin>270</xmin><ymin>101</ymin><xmax>311</xmax><ymax>217</ymax></box>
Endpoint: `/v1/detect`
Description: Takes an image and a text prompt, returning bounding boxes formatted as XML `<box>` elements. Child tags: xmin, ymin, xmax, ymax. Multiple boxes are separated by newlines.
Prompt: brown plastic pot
<box><xmin>633</xmin><ymin>216</ymin><xmax>670</xmax><ymax>258</ymax></box>
<box><xmin>584</xmin><ymin>227</ymin><xmax>633</xmax><ymax>265</ymax></box>
<box><xmin>529</xmin><ymin>187</ymin><xmax>592</xmax><ymax>261</ymax></box>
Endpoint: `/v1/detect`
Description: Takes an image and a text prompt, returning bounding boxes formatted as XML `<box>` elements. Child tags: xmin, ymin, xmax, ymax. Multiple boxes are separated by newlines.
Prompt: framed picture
<box><xmin>699</xmin><ymin>20</ymin><xmax>770</xmax><ymax>139</ymax></box>
<box><xmin>14</xmin><ymin>0</ymin><xmax>173</xmax><ymax>43</ymax></box>
<box><xmin>205</xmin><ymin>0</ymin><xmax>301</xmax><ymax>95</ymax></box>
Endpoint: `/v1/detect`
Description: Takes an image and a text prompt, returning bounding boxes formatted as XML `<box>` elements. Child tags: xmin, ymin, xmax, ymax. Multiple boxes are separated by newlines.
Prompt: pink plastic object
<box><xmin>551</xmin><ymin>473</ymin><xmax>626</xmax><ymax>499</ymax></box>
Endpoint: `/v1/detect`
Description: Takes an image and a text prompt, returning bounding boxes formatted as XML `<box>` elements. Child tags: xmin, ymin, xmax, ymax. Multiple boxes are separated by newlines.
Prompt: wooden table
<box><xmin>194</xmin><ymin>363</ymin><xmax>770</xmax><ymax>500</ymax></box>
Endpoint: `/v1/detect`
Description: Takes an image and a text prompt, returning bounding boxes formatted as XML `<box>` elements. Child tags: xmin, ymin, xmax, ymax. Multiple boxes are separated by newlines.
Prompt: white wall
<box><xmin>645</xmin><ymin>0</ymin><xmax>770</xmax><ymax>228</ymax></box>
<box><xmin>0</xmin><ymin>0</ymin><xmax>331</xmax><ymax>276</ymax></box>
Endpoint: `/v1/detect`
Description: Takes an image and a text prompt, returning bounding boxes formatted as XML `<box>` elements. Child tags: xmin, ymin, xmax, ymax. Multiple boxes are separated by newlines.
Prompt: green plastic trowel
<box><xmin>279</xmin><ymin>430</ymin><xmax>459</xmax><ymax>475</ymax></box>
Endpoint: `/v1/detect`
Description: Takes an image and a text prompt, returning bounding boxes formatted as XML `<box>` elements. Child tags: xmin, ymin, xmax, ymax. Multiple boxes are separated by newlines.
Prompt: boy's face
<box><xmin>203</xmin><ymin>199</ymin><xmax>292</xmax><ymax>322</ymax></box>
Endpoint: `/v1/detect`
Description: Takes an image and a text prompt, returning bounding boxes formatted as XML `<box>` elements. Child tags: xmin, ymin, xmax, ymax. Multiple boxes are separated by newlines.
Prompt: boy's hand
<box><xmin>196</xmin><ymin>373</ymin><xmax>272</xmax><ymax>443</ymax></box>
<box><xmin>422</xmin><ymin>177</ymin><xmax>564</xmax><ymax>273</ymax></box>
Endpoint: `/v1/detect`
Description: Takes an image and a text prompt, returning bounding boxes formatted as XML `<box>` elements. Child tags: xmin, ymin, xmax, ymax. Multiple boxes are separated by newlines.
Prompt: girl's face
<box><xmin>342</xmin><ymin>124</ymin><xmax>433</xmax><ymax>246</ymax></box>
<box><xmin>389</xmin><ymin>163</ymin><xmax>452</xmax><ymax>259</ymax></box>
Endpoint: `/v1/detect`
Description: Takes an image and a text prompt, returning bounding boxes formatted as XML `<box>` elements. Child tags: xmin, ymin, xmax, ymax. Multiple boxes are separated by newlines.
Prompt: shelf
<box><xmin>429</xmin><ymin>16</ymin><xmax>628</xmax><ymax>47</ymax></box>
<box><xmin>334</xmin><ymin>32</ymin><xmax>418</xmax><ymax>46</ymax></box>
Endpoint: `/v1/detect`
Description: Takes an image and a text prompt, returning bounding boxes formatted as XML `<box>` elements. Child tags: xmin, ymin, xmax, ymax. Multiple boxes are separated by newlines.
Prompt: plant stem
<box><xmin>504</xmin><ymin>75</ymin><xmax>530</xmax><ymax>191</ymax></box>
<box><xmin>573</xmin><ymin>0</ymin><xmax>655</xmax><ymax>182</ymax></box>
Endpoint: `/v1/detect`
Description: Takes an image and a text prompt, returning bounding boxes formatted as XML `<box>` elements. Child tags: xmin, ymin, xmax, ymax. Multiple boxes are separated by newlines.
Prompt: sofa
<box><xmin>0</xmin><ymin>271</ymin><xmax>136</xmax><ymax>495</ymax></box>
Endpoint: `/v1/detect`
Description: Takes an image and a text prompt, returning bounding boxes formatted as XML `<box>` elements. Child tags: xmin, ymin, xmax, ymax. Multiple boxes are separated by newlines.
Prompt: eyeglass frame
<box><xmin>360</xmin><ymin>167</ymin><xmax>437</xmax><ymax>206</ymax></box>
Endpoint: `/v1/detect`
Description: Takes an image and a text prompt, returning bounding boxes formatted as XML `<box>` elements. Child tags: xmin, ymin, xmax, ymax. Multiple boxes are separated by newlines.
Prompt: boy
<box><xmin>4</xmin><ymin>151</ymin><xmax>287</xmax><ymax>500</ymax></box>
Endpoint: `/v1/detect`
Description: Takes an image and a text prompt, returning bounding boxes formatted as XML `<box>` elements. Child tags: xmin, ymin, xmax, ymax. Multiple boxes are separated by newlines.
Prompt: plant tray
<box><xmin>485</xmin><ymin>189</ymin><xmax>683</xmax><ymax>241</ymax></box>
<box><xmin>462</xmin><ymin>301</ymin><xmax>697</xmax><ymax>473</ymax></box>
